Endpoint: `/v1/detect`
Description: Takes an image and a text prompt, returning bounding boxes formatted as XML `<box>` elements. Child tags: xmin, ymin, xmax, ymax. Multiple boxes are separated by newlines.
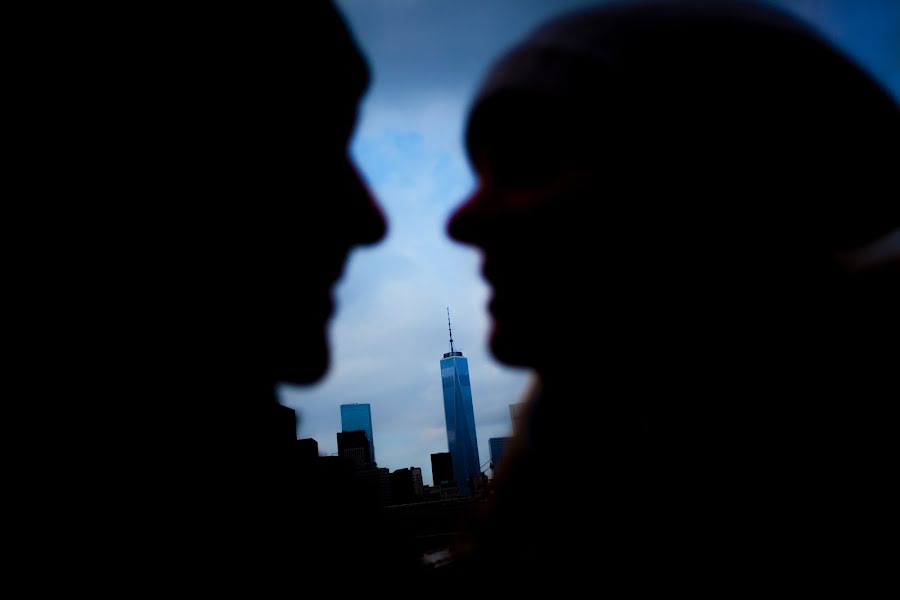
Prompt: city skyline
<box><xmin>283</xmin><ymin>0</ymin><xmax>899</xmax><ymax>487</ymax></box>
<box><xmin>297</xmin><ymin>316</ymin><xmax>511</xmax><ymax>488</ymax></box>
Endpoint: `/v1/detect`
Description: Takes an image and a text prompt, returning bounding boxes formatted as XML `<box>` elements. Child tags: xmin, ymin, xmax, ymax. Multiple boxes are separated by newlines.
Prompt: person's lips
<box><xmin>481</xmin><ymin>260</ymin><xmax>495</xmax><ymax>284</ymax></box>
<box><xmin>320</xmin><ymin>289</ymin><xmax>334</xmax><ymax>317</ymax></box>
<box><xmin>482</xmin><ymin>260</ymin><xmax>505</xmax><ymax>314</ymax></box>
<box><xmin>325</xmin><ymin>250</ymin><xmax>349</xmax><ymax>286</ymax></box>
<box><xmin>316</xmin><ymin>247</ymin><xmax>352</xmax><ymax>318</ymax></box>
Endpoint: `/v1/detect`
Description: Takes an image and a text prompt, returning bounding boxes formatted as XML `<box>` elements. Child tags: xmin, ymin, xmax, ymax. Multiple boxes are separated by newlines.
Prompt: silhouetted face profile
<box><xmin>448</xmin><ymin>0</ymin><xmax>898</xmax><ymax>372</ymax></box>
<box><xmin>212</xmin><ymin>2</ymin><xmax>385</xmax><ymax>389</ymax></box>
<box><xmin>449</xmin><ymin>96</ymin><xmax>605</xmax><ymax>370</ymax></box>
<box><xmin>288</xmin><ymin>2</ymin><xmax>386</xmax><ymax>385</ymax></box>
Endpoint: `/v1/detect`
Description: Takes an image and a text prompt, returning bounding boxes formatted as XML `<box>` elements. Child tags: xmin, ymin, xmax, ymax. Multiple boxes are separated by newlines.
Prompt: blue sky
<box><xmin>284</xmin><ymin>0</ymin><xmax>899</xmax><ymax>486</ymax></box>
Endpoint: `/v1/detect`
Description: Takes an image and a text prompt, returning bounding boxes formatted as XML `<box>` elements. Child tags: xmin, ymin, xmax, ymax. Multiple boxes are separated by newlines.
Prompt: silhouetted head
<box><xmin>283</xmin><ymin>2</ymin><xmax>386</xmax><ymax>385</ymax></box>
<box><xmin>180</xmin><ymin>2</ymin><xmax>386</xmax><ymax>390</ymax></box>
<box><xmin>448</xmin><ymin>0</ymin><xmax>898</xmax><ymax>372</ymax></box>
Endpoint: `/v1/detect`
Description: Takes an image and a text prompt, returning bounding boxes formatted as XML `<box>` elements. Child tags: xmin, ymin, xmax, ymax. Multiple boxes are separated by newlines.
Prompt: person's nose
<box><xmin>447</xmin><ymin>182</ymin><xmax>496</xmax><ymax>247</ymax></box>
<box><xmin>346</xmin><ymin>161</ymin><xmax>387</xmax><ymax>247</ymax></box>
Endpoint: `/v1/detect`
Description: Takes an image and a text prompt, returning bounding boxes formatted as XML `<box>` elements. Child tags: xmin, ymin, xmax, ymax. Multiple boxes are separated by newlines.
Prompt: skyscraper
<box><xmin>440</xmin><ymin>309</ymin><xmax>481</xmax><ymax>496</ymax></box>
<box><xmin>340</xmin><ymin>403</ymin><xmax>375</xmax><ymax>464</ymax></box>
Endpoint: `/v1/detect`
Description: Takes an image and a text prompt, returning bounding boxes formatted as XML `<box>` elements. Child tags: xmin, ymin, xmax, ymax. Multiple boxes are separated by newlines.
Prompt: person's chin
<box><xmin>286</xmin><ymin>357</ymin><xmax>329</xmax><ymax>385</ymax></box>
<box><xmin>487</xmin><ymin>297</ymin><xmax>527</xmax><ymax>364</ymax></box>
<box><xmin>297</xmin><ymin>327</ymin><xmax>332</xmax><ymax>383</ymax></box>
<box><xmin>269</xmin><ymin>323</ymin><xmax>331</xmax><ymax>386</ymax></box>
<box><xmin>488</xmin><ymin>322</ymin><xmax>534</xmax><ymax>368</ymax></box>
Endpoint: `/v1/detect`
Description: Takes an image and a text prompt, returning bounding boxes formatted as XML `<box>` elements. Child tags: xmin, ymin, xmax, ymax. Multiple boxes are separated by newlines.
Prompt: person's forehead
<box><xmin>310</xmin><ymin>3</ymin><xmax>369</xmax><ymax>97</ymax></box>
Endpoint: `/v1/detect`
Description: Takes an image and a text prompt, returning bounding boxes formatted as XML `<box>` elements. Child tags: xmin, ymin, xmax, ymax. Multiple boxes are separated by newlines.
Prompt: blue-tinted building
<box><xmin>340</xmin><ymin>403</ymin><xmax>375</xmax><ymax>464</ymax></box>
<box><xmin>440</xmin><ymin>311</ymin><xmax>481</xmax><ymax>496</ymax></box>
<box><xmin>489</xmin><ymin>437</ymin><xmax>510</xmax><ymax>474</ymax></box>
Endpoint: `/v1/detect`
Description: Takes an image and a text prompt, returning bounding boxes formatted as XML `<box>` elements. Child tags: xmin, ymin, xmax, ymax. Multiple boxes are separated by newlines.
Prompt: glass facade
<box><xmin>340</xmin><ymin>403</ymin><xmax>375</xmax><ymax>464</ymax></box>
<box><xmin>440</xmin><ymin>353</ymin><xmax>480</xmax><ymax>496</ymax></box>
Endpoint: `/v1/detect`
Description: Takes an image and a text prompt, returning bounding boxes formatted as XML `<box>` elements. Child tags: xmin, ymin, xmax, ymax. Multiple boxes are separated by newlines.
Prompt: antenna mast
<box><xmin>447</xmin><ymin>307</ymin><xmax>455</xmax><ymax>354</ymax></box>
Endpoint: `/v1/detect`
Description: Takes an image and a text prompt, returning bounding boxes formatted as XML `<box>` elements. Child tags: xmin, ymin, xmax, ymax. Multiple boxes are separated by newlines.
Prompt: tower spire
<box><xmin>447</xmin><ymin>307</ymin><xmax>455</xmax><ymax>354</ymax></box>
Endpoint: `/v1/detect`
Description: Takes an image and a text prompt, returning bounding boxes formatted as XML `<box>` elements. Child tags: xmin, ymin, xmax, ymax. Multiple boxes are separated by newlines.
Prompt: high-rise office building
<box><xmin>340</xmin><ymin>403</ymin><xmax>375</xmax><ymax>464</ymax></box>
<box><xmin>440</xmin><ymin>310</ymin><xmax>481</xmax><ymax>496</ymax></box>
<box><xmin>489</xmin><ymin>437</ymin><xmax>510</xmax><ymax>474</ymax></box>
<box><xmin>355</xmin><ymin>466</ymin><xmax>392</xmax><ymax>506</ymax></box>
<box><xmin>410</xmin><ymin>467</ymin><xmax>424</xmax><ymax>497</ymax></box>
<box><xmin>431</xmin><ymin>452</ymin><xmax>454</xmax><ymax>487</ymax></box>
<box><xmin>337</xmin><ymin>430</ymin><xmax>372</xmax><ymax>467</ymax></box>
<box><xmin>390</xmin><ymin>468</ymin><xmax>425</xmax><ymax>505</ymax></box>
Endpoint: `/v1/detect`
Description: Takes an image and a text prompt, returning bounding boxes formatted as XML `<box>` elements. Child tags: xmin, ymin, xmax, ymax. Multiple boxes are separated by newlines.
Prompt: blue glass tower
<box><xmin>440</xmin><ymin>309</ymin><xmax>480</xmax><ymax>496</ymax></box>
<box><xmin>340</xmin><ymin>403</ymin><xmax>375</xmax><ymax>464</ymax></box>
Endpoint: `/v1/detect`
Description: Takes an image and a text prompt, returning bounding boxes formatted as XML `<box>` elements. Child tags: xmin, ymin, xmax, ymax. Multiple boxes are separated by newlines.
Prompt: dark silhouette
<box><xmin>338</xmin><ymin>429</ymin><xmax>374</xmax><ymax>466</ymax></box>
<box><xmin>431</xmin><ymin>452</ymin><xmax>455</xmax><ymax>489</ymax></box>
<box><xmin>55</xmin><ymin>1</ymin><xmax>428</xmax><ymax>588</ymax></box>
<box><xmin>448</xmin><ymin>0</ymin><xmax>898</xmax><ymax>591</ymax></box>
<box><xmin>160</xmin><ymin>1</ymin><xmax>436</xmax><ymax>588</ymax></box>
<box><xmin>390</xmin><ymin>468</ymin><xmax>424</xmax><ymax>506</ymax></box>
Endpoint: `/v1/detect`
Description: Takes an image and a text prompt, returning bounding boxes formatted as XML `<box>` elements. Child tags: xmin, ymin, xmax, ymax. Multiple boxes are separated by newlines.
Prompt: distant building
<box><xmin>390</xmin><ymin>468</ymin><xmax>424</xmax><ymax>505</ymax></box>
<box><xmin>410</xmin><ymin>467</ymin><xmax>424</xmax><ymax>497</ymax></box>
<box><xmin>337</xmin><ymin>430</ymin><xmax>371</xmax><ymax>467</ymax></box>
<box><xmin>510</xmin><ymin>403</ymin><xmax>526</xmax><ymax>435</ymax></box>
<box><xmin>422</xmin><ymin>485</ymin><xmax>441</xmax><ymax>502</ymax></box>
<box><xmin>431</xmin><ymin>452</ymin><xmax>454</xmax><ymax>487</ymax></box>
<box><xmin>356</xmin><ymin>466</ymin><xmax>392</xmax><ymax>506</ymax></box>
<box><xmin>343</xmin><ymin>447</ymin><xmax>369</xmax><ymax>467</ymax></box>
<box><xmin>341</xmin><ymin>403</ymin><xmax>375</xmax><ymax>463</ymax></box>
<box><xmin>440</xmin><ymin>310</ymin><xmax>480</xmax><ymax>496</ymax></box>
<box><xmin>296</xmin><ymin>438</ymin><xmax>319</xmax><ymax>460</ymax></box>
<box><xmin>489</xmin><ymin>437</ymin><xmax>511</xmax><ymax>474</ymax></box>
